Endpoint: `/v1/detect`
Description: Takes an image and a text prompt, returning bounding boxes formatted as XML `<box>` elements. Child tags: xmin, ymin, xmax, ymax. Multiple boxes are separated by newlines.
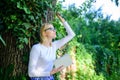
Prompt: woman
<box><xmin>28</xmin><ymin>13</ymin><xmax>75</xmax><ymax>80</ymax></box>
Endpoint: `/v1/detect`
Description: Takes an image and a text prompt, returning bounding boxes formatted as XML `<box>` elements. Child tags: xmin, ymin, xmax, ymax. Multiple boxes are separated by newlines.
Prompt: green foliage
<box><xmin>59</xmin><ymin>36</ymin><xmax>106</xmax><ymax>80</ymax></box>
<box><xmin>106</xmin><ymin>71</ymin><xmax>120</xmax><ymax>80</ymax></box>
<box><xmin>52</xmin><ymin>19</ymin><xmax>67</xmax><ymax>40</ymax></box>
<box><xmin>1</xmin><ymin>0</ymin><xmax>120</xmax><ymax>79</ymax></box>
<box><xmin>0</xmin><ymin>64</ymin><xmax>29</xmax><ymax>80</ymax></box>
<box><xmin>0</xmin><ymin>19</ymin><xmax>6</xmax><ymax>46</ymax></box>
<box><xmin>0</xmin><ymin>0</ymin><xmax>58</xmax><ymax>49</ymax></box>
<box><xmin>0</xmin><ymin>0</ymin><xmax>60</xmax><ymax>79</ymax></box>
<box><xmin>76</xmin><ymin>43</ymin><xmax>95</xmax><ymax>79</ymax></box>
<box><xmin>60</xmin><ymin>0</ymin><xmax>120</xmax><ymax>79</ymax></box>
<box><xmin>0</xmin><ymin>64</ymin><xmax>14</xmax><ymax>80</ymax></box>
<box><xmin>0</xmin><ymin>35</ymin><xmax>6</xmax><ymax>46</ymax></box>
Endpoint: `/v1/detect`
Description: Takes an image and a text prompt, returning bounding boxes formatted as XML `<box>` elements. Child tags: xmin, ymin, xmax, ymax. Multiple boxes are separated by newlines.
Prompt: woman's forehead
<box><xmin>45</xmin><ymin>24</ymin><xmax>54</xmax><ymax>28</ymax></box>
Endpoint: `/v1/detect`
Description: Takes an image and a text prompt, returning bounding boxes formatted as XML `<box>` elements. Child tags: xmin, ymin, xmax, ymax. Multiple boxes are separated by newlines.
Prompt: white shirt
<box><xmin>28</xmin><ymin>21</ymin><xmax>75</xmax><ymax>77</ymax></box>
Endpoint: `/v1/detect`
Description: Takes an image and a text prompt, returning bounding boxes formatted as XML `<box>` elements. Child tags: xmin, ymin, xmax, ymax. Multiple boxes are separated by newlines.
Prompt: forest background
<box><xmin>0</xmin><ymin>0</ymin><xmax>120</xmax><ymax>80</ymax></box>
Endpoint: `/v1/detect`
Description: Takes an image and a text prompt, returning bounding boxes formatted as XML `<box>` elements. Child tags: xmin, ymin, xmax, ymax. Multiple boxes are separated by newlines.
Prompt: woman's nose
<box><xmin>53</xmin><ymin>29</ymin><xmax>56</xmax><ymax>32</ymax></box>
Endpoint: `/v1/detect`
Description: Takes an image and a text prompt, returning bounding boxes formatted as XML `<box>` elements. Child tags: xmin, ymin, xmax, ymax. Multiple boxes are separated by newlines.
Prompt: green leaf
<box><xmin>23</xmin><ymin>6</ymin><xmax>31</xmax><ymax>14</ymax></box>
<box><xmin>10</xmin><ymin>15</ymin><xmax>17</xmax><ymax>20</ymax></box>
<box><xmin>18</xmin><ymin>44</ymin><xmax>24</xmax><ymax>49</ymax></box>
<box><xmin>23</xmin><ymin>37</ymin><xmax>28</xmax><ymax>44</ymax></box>
<box><xmin>22</xmin><ymin>23</ymin><xmax>31</xmax><ymax>29</ymax></box>
<box><xmin>0</xmin><ymin>35</ymin><xmax>6</xmax><ymax>46</ymax></box>
<box><xmin>17</xmin><ymin>1</ymin><xmax>31</xmax><ymax>14</ymax></box>
<box><xmin>17</xmin><ymin>1</ymin><xmax>22</xmax><ymax>9</ymax></box>
<box><xmin>21</xmin><ymin>76</ymin><xmax>27</xmax><ymax>80</ymax></box>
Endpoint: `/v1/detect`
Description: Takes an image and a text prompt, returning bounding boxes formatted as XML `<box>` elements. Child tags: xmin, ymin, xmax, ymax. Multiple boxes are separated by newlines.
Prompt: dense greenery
<box><xmin>60</xmin><ymin>0</ymin><xmax>120</xmax><ymax>79</ymax></box>
<box><xmin>0</xmin><ymin>0</ymin><xmax>58</xmax><ymax>49</ymax></box>
<box><xmin>0</xmin><ymin>0</ymin><xmax>120</xmax><ymax>80</ymax></box>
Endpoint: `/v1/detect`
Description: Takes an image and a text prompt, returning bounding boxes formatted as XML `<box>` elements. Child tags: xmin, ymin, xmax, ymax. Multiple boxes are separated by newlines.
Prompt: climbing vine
<box><xmin>0</xmin><ymin>0</ymin><xmax>61</xmax><ymax>49</ymax></box>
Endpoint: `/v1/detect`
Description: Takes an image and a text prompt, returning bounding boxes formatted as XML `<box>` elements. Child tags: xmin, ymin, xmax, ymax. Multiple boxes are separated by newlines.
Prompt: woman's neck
<box><xmin>42</xmin><ymin>39</ymin><xmax>52</xmax><ymax>47</ymax></box>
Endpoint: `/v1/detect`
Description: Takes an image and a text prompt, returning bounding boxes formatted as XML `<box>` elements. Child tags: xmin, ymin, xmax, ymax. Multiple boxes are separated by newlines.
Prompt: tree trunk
<box><xmin>0</xmin><ymin>31</ymin><xmax>28</xmax><ymax>76</ymax></box>
<box><xmin>0</xmin><ymin>0</ymin><xmax>57</xmax><ymax>78</ymax></box>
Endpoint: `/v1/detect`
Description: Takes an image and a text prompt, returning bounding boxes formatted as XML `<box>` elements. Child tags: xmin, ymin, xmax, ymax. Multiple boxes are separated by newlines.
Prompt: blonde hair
<box><xmin>39</xmin><ymin>23</ymin><xmax>53</xmax><ymax>43</ymax></box>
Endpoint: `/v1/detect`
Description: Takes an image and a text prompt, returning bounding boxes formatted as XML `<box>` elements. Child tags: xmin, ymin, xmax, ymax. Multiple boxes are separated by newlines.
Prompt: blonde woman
<box><xmin>28</xmin><ymin>13</ymin><xmax>75</xmax><ymax>80</ymax></box>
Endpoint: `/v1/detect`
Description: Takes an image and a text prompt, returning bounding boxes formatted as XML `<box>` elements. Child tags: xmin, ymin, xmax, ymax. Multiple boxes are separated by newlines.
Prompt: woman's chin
<box><xmin>53</xmin><ymin>36</ymin><xmax>56</xmax><ymax>39</ymax></box>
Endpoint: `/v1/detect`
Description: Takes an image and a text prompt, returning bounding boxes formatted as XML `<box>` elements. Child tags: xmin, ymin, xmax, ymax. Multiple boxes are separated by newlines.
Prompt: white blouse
<box><xmin>28</xmin><ymin>21</ymin><xmax>75</xmax><ymax>77</ymax></box>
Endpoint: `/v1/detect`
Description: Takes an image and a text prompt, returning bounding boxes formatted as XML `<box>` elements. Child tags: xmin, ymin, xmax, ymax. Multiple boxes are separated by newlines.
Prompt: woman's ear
<box><xmin>42</xmin><ymin>31</ymin><xmax>46</xmax><ymax>37</ymax></box>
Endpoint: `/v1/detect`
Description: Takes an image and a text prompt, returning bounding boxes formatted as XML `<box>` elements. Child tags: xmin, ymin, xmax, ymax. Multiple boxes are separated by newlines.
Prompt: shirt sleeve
<box><xmin>28</xmin><ymin>45</ymin><xmax>50</xmax><ymax>77</ymax></box>
<box><xmin>53</xmin><ymin>21</ymin><xmax>75</xmax><ymax>50</ymax></box>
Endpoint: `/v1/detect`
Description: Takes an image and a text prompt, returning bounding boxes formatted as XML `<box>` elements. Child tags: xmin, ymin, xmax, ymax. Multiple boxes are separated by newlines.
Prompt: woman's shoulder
<box><xmin>31</xmin><ymin>43</ymin><xmax>41</xmax><ymax>49</ymax></box>
<box><xmin>30</xmin><ymin>43</ymin><xmax>41</xmax><ymax>55</ymax></box>
<box><xmin>32</xmin><ymin>43</ymin><xmax>39</xmax><ymax>46</ymax></box>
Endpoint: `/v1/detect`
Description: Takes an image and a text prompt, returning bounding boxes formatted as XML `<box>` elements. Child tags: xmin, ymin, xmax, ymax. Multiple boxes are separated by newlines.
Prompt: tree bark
<box><xmin>0</xmin><ymin>0</ymin><xmax>57</xmax><ymax>78</ymax></box>
<box><xmin>0</xmin><ymin>31</ymin><xmax>28</xmax><ymax>76</ymax></box>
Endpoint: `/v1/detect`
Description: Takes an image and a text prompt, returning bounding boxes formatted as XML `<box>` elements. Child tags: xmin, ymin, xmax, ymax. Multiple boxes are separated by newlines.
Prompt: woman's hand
<box><xmin>50</xmin><ymin>65</ymin><xmax>64</xmax><ymax>75</ymax></box>
<box><xmin>56</xmin><ymin>12</ymin><xmax>65</xmax><ymax>23</ymax></box>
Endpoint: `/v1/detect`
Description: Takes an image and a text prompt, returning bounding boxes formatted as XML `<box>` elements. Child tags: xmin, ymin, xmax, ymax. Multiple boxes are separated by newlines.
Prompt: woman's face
<box><xmin>44</xmin><ymin>24</ymin><xmax>56</xmax><ymax>39</ymax></box>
